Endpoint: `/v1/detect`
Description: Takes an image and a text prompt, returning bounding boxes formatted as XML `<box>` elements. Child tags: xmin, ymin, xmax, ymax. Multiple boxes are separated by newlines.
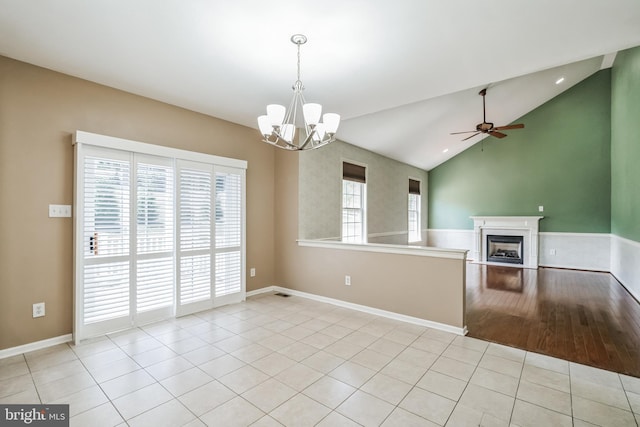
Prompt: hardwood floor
<box><xmin>466</xmin><ymin>263</ymin><xmax>640</xmax><ymax>377</ymax></box>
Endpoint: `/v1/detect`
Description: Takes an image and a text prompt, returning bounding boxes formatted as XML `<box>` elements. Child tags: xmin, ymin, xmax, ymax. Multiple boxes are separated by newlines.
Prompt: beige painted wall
<box><xmin>276</xmin><ymin>150</ymin><xmax>466</xmax><ymax>329</ymax></box>
<box><xmin>0</xmin><ymin>56</ymin><xmax>276</xmax><ymax>350</ymax></box>
<box><xmin>0</xmin><ymin>54</ymin><xmax>464</xmax><ymax>351</ymax></box>
<box><xmin>298</xmin><ymin>140</ymin><xmax>428</xmax><ymax>244</ymax></box>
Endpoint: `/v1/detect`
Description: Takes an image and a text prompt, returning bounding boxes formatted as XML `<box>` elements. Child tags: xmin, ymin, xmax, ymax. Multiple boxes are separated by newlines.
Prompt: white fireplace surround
<box><xmin>471</xmin><ymin>216</ymin><xmax>544</xmax><ymax>269</ymax></box>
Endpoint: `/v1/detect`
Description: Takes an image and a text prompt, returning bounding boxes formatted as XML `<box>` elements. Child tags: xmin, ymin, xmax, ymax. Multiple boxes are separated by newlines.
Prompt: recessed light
<box><xmin>443</xmin><ymin>148</ymin><xmax>449</xmax><ymax>153</ymax></box>
<box><xmin>555</xmin><ymin>77</ymin><xmax>565</xmax><ymax>85</ymax></box>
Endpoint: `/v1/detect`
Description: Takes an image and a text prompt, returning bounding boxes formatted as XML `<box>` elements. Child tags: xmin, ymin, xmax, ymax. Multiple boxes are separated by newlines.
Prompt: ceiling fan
<box><xmin>451</xmin><ymin>88</ymin><xmax>524</xmax><ymax>141</ymax></box>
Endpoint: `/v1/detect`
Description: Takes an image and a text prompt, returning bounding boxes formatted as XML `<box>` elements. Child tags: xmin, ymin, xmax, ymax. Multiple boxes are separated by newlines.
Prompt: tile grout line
<box><xmin>569</xmin><ymin>362</ymin><xmax>574</xmax><ymax>426</ymax></box>
<box><xmin>442</xmin><ymin>336</ymin><xmax>488</xmax><ymax>426</ymax></box>
<box><xmin>507</xmin><ymin>349</ymin><xmax>526</xmax><ymax>427</ymax></box>
<box><xmin>22</xmin><ymin>353</ymin><xmax>44</xmax><ymax>406</ymax></box>
<box><xmin>11</xmin><ymin>294</ymin><xmax>636</xmax><ymax>426</ymax></box>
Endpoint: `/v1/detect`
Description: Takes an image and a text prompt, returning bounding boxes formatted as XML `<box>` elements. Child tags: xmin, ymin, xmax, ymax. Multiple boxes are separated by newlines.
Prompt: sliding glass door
<box><xmin>74</xmin><ymin>134</ymin><xmax>246</xmax><ymax>341</ymax></box>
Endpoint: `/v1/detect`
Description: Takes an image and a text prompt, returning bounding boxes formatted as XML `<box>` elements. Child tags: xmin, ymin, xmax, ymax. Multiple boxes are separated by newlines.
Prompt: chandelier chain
<box><xmin>296</xmin><ymin>41</ymin><xmax>302</xmax><ymax>83</ymax></box>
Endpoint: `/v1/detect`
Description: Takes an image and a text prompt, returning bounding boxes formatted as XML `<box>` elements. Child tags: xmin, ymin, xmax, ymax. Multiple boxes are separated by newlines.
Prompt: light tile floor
<box><xmin>1</xmin><ymin>293</ymin><xmax>639</xmax><ymax>427</ymax></box>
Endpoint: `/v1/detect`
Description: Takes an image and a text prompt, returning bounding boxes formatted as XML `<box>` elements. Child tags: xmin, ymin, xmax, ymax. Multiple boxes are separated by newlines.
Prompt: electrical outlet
<box><xmin>345</xmin><ymin>275</ymin><xmax>351</xmax><ymax>286</ymax></box>
<box><xmin>250</xmin><ymin>268</ymin><xmax>256</xmax><ymax>277</ymax></box>
<box><xmin>538</xmin><ymin>205</ymin><xmax>544</xmax><ymax>212</ymax></box>
<box><xmin>33</xmin><ymin>302</ymin><xmax>45</xmax><ymax>318</ymax></box>
<box><xmin>550</xmin><ymin>249</ymin><xmax>557</xmax><ymax>255</ymax></box>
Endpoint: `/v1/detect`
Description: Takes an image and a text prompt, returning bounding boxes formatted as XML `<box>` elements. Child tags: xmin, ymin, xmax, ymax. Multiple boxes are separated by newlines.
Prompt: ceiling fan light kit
<box><xmin>257</xmin><ymin>34</ymin><xmax>341</xmax><ymax>151</ymax></box>
<box><xmin>451</xmin><ymin>88</ymin><xmax>524</xmax><ymax>142</ymax></box>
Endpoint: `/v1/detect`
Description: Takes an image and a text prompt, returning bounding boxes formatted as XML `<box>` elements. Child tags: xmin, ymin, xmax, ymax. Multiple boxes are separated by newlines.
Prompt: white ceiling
<box><xmin>1</xmin><ymin>0</ymin><xmax>639</xmax><ymax>170</ymax></box>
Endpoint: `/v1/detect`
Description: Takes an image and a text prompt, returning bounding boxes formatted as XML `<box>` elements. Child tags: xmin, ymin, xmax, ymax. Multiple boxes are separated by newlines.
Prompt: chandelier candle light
<box><xmin>258</xmin><ymin>34</ymin><xmax>340</xmax><ymax>151</ymax></box>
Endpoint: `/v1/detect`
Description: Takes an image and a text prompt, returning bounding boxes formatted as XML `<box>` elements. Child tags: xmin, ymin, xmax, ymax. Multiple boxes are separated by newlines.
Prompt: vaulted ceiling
<box><xmin>1</xmin><ymin>0</ymin><xmax>639</xmax><ymax>170</ymax></box>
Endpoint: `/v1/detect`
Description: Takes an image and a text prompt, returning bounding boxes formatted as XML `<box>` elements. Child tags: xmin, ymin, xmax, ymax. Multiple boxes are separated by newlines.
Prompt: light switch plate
<box><xmin>49</xmin><ymin>204</ymin><xmax>72</xmax><ymax>217</ymax></box>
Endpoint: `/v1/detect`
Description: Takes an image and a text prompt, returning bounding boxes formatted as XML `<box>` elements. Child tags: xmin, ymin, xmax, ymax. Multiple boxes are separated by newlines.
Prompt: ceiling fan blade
<box><xmin>451</xmin><ymin>89</ymin><xmax>523</xmax><ymax>142</ymax></box>
<box><xmin>489</xmin><ymin>131</ymin><xmax>507</xmax><ymax>139</ymax></box>
<box><xmin>450</xmin><ymin>130</ymin><xmax>478</xmax><ymax>135</ymax></box>
<box><xmin>494</xmin><ymin>124</ymin><xmax>525</xmax><ymax>131</ymax></box>
<box><xmin>462</xmin><ymin>132</ymin><xmax>481</xmax><ymax>141</ymax></box>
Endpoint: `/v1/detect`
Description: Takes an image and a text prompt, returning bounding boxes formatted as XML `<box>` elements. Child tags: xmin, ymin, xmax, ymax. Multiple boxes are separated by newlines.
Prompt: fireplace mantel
<box><xmin>470</xmin><ymin>216</ymin><xmax>544</xmax><ymax>269</ymax></box>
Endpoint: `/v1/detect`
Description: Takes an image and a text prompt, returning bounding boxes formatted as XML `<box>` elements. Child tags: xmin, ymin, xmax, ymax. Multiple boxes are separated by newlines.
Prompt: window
<box><xmin>408</xmin><ymin>178</ymin><xmax>421</xmax><ymax>243</ymax></box>
<box><xmin>74</xmin><ymin>131</ymin><xmax>246</xmax><ymax>341</ymax></box>
<box><xmin>342</xmin><ymin>162</ymin><xmax>366</xmax><ymax>243</ymax></box>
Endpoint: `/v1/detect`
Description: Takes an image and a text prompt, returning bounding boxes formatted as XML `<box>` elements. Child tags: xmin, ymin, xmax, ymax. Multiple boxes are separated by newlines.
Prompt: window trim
<box><xmin>74</xmin><ymin>130</ymin><xmax>247</xmax><ymax>170</ymax></box>
<box><xmin>341</xmin><ymin>160</ymin><xmax>367</xmax><ymax>243</ymax></box>
<box><xmin>408</xmin><ymin>177</ymin><xmax>422</xmax><ymax>243</ymax></box>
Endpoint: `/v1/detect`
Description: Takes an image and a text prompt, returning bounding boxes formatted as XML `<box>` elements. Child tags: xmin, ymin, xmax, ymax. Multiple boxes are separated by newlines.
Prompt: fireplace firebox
<box><xmin>486</xmin><ymin>235</ymin><xmax>524</xmax><ymax>265</ymax></box>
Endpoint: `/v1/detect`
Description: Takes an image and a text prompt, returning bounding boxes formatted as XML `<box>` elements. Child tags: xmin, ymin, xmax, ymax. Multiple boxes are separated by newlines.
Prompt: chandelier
<box><xmin>257</xmin><ymin>34</ymin><xmax>340</xmax><ymax>151</ymax></box>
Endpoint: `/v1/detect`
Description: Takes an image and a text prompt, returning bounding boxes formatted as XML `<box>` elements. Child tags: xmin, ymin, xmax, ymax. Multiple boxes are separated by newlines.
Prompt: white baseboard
<box><xmin>0</xmin><ymin>285</ymin><xmax>465</xmax><ymax>361</ymax></box>
<box><xmin>247</xmin><ymin>285</ymin><xmax>467</xmax><ymax>336</ymax></box>
<box><xmin>0</xmin><ymin>334</ymin><xmax>72</xmax><ymax>360</ymax></box>
<box><xmin>246</xmin><ymin>287</ymin><xmax>276</xmax><ymax>298</ymax></box>
<box><xmin>611</xmin><ymin>234</ymin><xmax>640</xmax><ymax>302</ymax></box>
<box><xmin>538</xmin><ymin>263</ymin><xmax>610</xmax><ymax>272</ymax></box>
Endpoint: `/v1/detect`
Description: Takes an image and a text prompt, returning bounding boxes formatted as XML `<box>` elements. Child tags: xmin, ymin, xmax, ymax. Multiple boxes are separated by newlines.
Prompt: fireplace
<box><xmin>471</xmin><ymin>216</ymin><xmax>543</xmax><ymax>269</ymax></box>
<box><xmin>486</xmin><ymin>235</ymin><xmax>524</xmax><ymax>265</ymax></box>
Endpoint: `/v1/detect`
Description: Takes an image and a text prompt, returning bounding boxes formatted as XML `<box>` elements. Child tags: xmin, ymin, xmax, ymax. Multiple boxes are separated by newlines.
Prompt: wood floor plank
<box><xmin>466</xmin><ymin>264</ymin><xmax>640</xmax><ymax>377</ymax></box>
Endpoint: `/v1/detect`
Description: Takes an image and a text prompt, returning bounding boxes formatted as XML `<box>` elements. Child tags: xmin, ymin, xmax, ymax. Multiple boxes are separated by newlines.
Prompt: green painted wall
<box><xmin>428</xmin><ymin>70</ymin><xmax>611</xmax><ymax>232</ymax></box>
<box><xmin>611</xmin><ymin>46</ymin><xmax>640</xmax><ymax>242</ymax></box>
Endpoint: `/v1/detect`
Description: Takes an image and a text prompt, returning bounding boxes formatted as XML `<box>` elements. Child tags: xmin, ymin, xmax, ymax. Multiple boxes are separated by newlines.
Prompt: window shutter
<box><xmin>409</xmin><ymin>179</ymin><xmax>421</xmax><ymax>195</ymax></box>
<box><xmin>179</xmin><ymin>167</ymin><xmax>212</xmax><ymax>305</ymax></box>
<box><xmin>214</xmin><ymin>170</ymin><xmax>243</xmax><ymax>297</ymax></box>
<box><xmin>215</xmin><ymin>172</ymin><xmax>242</xmax><ymax>249</ymax></box>
<box><xmin>75</xmin><ymin>132</ymin><xmax>247</xmax><ymax>340</ymax></box>
<box><xmin>136</xmin><ymin>161</ymin><xmax>174</xmax><ymax>313</ymax></box>
<box><xmin>82</xmin><ymin>155</ymin><xmax>131</xmax><ymax>324</ymax></box>
<box><xmin>83</xmin><ymin>262</ymin><xmax>130</xmax><ymax>324</ymax></box>
<box><xmin>84</xmin><ymin>157</ymin><xmax>131</xmax><ymax>257</ymax></box>
<box><xmin>343</xmin><ymin>162</ymin><xmax>366</xmax><ymax>183</ymax></box>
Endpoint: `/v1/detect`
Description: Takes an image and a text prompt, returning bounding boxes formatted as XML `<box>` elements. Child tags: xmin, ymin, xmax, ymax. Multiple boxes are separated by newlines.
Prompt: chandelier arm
<box><xmin>258</xmin><ymin>34</ymin><xmax>339</xmax><ymax>151</ymax></box>
<box><xmin>269</xmin><ymin>130</ymin><xmax>298</xmax><ymax>149</ymax></box>
<box><xmin>299</xmin><ymin>130</ymin><xmax>317</xmax><ymax>150</ymax></box>
<box><xmin>290</xmin><ymin>92</ymin><xmax>299</xmax><ymax>126</ymax></box>
<box><xmin>282</xmin><ymin>89</ymin><xmax>300</xmax><ymax>127</ymax></box>
<box><xmin>263</xmin><ymin>135</ymin><xmax>280</xmax><ymax>146</ymax></box>
<box><xmin>284</xmin><ymin>141</ymin><xmax>300</xmax><ymax>149</ymax></box>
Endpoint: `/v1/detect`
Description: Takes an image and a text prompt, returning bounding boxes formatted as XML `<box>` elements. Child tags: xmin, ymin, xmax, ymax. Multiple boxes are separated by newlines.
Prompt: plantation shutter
<box><xmin>74</xmin><ymin>131</ymin><xmax>247</xmax><ymax>342</ymax></box>
<box><xmin>177</xmin><ymin>162</ymin><xmax>213</xmax><ymax>315</ymax></box>
<box><xmin>81</xmin><ymin>149</ymin><xmax>132</xmax><ymax>336</ymax></box>
<box><xmin>214</xmin><ymin>168</ymin><xmax>244</xmax><ymax>300</ymax></box>
<box><xmin>135</xmin><ymin>157</ymin><xmax>175</xmax><ymax>323</ymax></box>
<box><xmin>176</xmin><ymin>163</ymin><xmax>245</xmax><ymax>313</ymax></box>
